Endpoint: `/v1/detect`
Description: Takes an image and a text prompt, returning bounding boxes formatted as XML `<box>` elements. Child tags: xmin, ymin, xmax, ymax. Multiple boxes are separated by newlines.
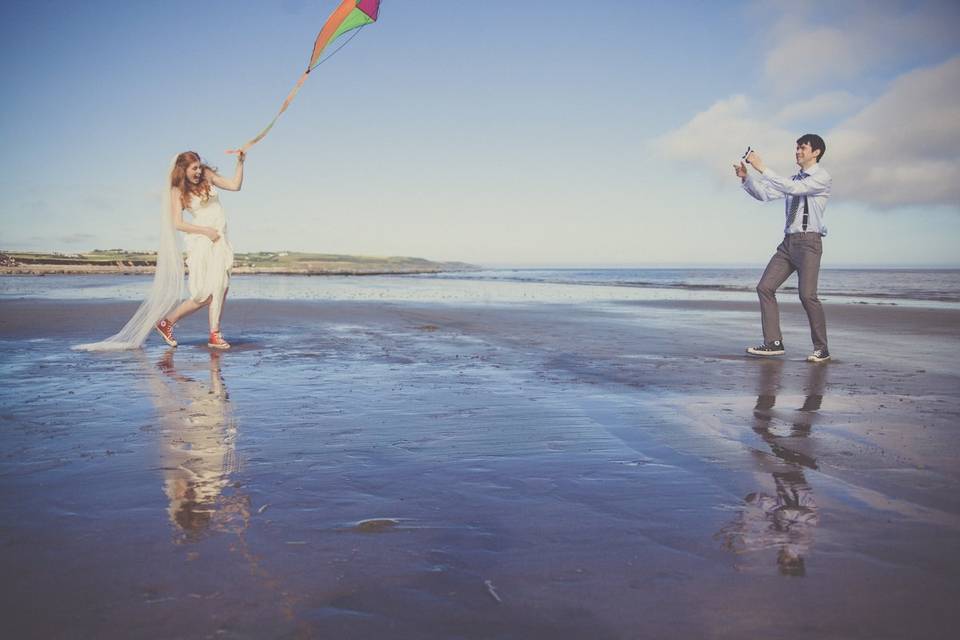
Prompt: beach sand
<box><xmin>1</xmin><ymin>296</ymin><xmax>958</xmax><ymax>638</ymax></box>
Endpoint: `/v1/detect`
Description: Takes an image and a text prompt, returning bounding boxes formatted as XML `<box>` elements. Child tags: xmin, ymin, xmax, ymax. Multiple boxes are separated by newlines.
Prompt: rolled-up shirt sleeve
<box><xmin>760</xmin><ymin>167</ymin><xmax>831</xmax><ymax>196</ymax></box>
<box><xmin>742</xmin><ymin>173</ymin><xmax>783</xmax><ymax>201</ymax></box>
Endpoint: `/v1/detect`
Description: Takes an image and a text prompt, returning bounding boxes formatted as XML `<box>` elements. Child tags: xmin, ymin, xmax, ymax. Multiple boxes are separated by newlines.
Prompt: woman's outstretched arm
<box><xmin>209</xmin><ymin>152</ymin><xmax>245</xmax><ymax>191</ymax></box>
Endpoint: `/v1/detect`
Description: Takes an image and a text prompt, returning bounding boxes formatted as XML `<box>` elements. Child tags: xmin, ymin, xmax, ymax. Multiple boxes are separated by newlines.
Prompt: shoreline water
<box><xmin>4</xmin><ymin>267</ymin><xmax>960</xmax><ymax>310</ymax></box>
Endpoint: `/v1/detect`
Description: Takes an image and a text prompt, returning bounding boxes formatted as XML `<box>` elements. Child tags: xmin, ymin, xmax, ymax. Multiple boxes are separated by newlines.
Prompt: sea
<box><xmin>1</xmin><ymin>268</ymin><xmax>958</xmax><ymax>308</ymax></box>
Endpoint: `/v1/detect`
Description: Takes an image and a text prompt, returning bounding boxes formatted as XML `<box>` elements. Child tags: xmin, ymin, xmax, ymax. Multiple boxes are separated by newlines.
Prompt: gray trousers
<box><xmin>757</xmin><ymin>233</ymin><xmax>828</xmax><ymax>351</ymax></box>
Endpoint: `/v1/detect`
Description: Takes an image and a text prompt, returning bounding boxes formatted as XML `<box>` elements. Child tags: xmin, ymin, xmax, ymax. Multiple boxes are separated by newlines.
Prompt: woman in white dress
<box><xmin>74</xmin><ymin>152</ymin><xmax>245</xmax><ymax>353</ymax></box>
<box><xmin>155</xmin><ymin>151</ymin><xmax>244</xmax><ymax>350</ymax></box>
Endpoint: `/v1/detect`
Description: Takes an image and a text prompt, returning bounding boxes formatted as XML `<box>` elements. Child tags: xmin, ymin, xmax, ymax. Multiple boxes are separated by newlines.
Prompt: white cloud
<box><xmin>659</xmin><ymin>0</ymin><xmax>960</xmax><ymax>210</ymax></box>
<box><xmin>761</xmin><ymin>0</ymin><xmax>960</xmax><ymax>94</ymax></box>
<box><xmin>656</xmin><ymin>95</ymin><xmax>795</xmax><ymax>182</ymax></box>
<box><xmin>765</xmin><ymin>27</ymin><xmax>860</xmax><ymax>92</ymax></box>
<box><xmin>774</xmin><ymin>91</ymin><xmax>864</xmax><ymax>124</ymax></box>
<box><xmin>828</xmin><ymin>56</ymin><xmax>960</xmax><ymax>207</ymax></box>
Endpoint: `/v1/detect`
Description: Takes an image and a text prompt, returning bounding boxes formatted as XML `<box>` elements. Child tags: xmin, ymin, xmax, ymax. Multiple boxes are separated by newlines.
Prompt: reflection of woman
<box><xmin>74</xmin><ymin>151</ymin><xmax>244</xmax><ymax>352</ymax></box>
<box><xmin>719</xmin><ymin>362</ymin><xmax>827</xmax><ymax>576</ymax></box>
<box><xmin>148</xmin><ymin>350</ymin><xmax>246</xmax><ymax>542</ymax></box>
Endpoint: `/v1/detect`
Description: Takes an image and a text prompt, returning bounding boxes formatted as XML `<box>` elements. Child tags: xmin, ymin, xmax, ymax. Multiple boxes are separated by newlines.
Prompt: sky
<box><xmin>1</xmin><ymin>0</ymin><xmax>958</xmax><ymax>267</ymax></box>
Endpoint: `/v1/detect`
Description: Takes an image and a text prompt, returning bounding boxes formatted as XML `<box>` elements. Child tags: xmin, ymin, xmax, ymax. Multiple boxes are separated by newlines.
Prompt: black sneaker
<box><xmin>746</xmin><ymin>340</ymin><xmax>785</xmax><ymax>356</ymax></box>
<box><xmin>806</xmin><ymin>348</ymin><xmax>831</xmax><ymax>363</ymax></box>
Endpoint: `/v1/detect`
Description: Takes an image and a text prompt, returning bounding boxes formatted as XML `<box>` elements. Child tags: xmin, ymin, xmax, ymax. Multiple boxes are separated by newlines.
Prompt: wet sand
<box><xmin>1</xmin><ymin>297</ymin><xmax>958</xmax><ymax>639</ymax></box>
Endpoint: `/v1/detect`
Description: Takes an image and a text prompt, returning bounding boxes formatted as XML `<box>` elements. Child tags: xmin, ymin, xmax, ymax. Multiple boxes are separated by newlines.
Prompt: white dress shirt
<box><xmin>743</xmin><ymin>163</ymin><xmax>832</xmax><ymax>236</ymax></box>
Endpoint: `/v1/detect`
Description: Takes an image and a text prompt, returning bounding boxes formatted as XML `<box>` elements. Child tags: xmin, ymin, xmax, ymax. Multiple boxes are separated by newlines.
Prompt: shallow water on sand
<box><xmin>1</xmin><ymin>298</ymin><xmax>959</xmax><ymax>638</ymax></box>
<box><xmin>2</xmin><ymin>272</ymin><xmax>757</xmax><ymax>306</ymax></box>
<box><xmin>4</xmin><ymin>268</ymin><xmax>960</xmax><ymax>308</ymax></box>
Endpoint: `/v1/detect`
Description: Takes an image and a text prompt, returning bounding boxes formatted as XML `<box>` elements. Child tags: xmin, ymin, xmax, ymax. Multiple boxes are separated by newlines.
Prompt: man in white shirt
<box><xmin>735</xmin><ymin>134</ymin><xmax>832</xmax><ymax>363</ymax></box>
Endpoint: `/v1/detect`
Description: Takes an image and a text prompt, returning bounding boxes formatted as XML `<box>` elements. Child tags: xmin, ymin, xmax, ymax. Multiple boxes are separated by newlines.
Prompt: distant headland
<box><xmin>0</xmin><ymin>250</ymin><xmax>478</xmax><ymax>276</ymax></box>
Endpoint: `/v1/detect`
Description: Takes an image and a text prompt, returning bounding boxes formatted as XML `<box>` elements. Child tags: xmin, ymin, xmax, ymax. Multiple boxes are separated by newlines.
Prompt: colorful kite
<box><xmin>228</xmin><ymin>0</ymin><xmax>381</xmax><ymax>154</ymax></box>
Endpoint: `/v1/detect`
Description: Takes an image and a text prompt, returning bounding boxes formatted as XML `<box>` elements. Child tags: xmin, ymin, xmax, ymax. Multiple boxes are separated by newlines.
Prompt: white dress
<box><xmin>184</xmin><ymin>186</ymin><xmax>234</xmax><ymax>308</ymax></box>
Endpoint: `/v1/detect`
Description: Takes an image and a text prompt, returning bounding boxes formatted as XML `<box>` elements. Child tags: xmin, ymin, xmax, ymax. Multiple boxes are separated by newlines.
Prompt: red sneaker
<box><xmin>207</xmin><ymin>331</ymin><xmax>231</xmax><ymax>350</ymax></box>
<box><xmin>155</xmin><ymin>318</ymin><xmax>177</xmax><ymax>347</ymax></box>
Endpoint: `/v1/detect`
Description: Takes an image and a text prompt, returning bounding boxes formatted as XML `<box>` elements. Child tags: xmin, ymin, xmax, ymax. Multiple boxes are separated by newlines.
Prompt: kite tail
<box><xmin>225</xmin><ymin>0</ymin><xmax>380</xmax><ymax>154</ymax></box>
<box><xmin>226</xmin><ymin>70</ymin><xmax>310</xmax><ymax>155</ymax></box>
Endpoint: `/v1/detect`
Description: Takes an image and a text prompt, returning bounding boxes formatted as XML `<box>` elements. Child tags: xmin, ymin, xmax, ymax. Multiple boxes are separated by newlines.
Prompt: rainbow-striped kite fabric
<box><xmin>308</xmin><ymin>0</ymin><xmax>380</xmax><ymax>71</ymax></box>
<box><xmin>229</xmin><ymin>0</ymin><xmax>381</xmax><ymax>154</ymax></box>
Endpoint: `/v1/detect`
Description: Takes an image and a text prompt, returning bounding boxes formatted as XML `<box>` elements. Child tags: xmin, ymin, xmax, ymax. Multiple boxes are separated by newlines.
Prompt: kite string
<box><xmin>228</xmin><ymin>22</ymin><xmax>370</xmax><ymax>154</ymax></box>
<box><xmin>309</xmin><ymin>25</ymin><xmax>365</xmax><ymax>71</ymax></box>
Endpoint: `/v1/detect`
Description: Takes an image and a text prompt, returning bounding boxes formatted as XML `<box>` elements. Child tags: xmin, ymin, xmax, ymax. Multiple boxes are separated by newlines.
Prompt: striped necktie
<box><xmin>787</xmin><ymin>171</ymin><xmax>809</xmax><ymax>231</ymax></box>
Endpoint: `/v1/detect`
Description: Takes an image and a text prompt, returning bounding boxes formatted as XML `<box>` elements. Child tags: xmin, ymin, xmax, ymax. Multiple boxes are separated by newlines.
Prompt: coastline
<box><xmin>0</xmin><ymin>250</ymin><xmax>477</xmax><ymax>277</ymax></box>
<box><xmin>0</xmin><ymin>265</ymin><xmax>471</xmax><ymax>276</ymax></box>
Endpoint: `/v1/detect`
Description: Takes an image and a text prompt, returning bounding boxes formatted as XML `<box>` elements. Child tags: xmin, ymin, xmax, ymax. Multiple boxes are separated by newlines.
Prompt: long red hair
<box><xmin>170</xmin><ymin>151</ymin><xmax>217</xmax><ymax>210</ymax></box>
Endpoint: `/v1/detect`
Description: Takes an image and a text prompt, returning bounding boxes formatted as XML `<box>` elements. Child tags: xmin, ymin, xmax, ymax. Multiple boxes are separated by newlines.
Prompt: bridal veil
<box><xmin>74</xmin><ymin>156</ymin><xmax>185</xmax><ymax>351</ymax></box>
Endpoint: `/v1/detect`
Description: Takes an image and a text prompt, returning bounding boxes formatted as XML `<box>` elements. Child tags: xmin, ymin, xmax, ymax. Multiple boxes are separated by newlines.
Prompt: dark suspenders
<box><xmin>792</xmin><ymin>171</ymin><xmax>810</xmax><ymax>232</ymax></box>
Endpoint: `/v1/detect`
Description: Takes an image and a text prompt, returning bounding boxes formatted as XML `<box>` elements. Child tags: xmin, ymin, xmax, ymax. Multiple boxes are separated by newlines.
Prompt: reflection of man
<box><xmin>719</xmin><ymin>361</ymin><xmax>827</xmax><ymax>576</ymax></box>
<box><xmin>735</xmin><ymin>135</ymin><xmax>832</xmax><ymax>363</ymax></box>
<box><xmin>742</xmin><ymin>471</ymin><xmax>819</xmax><ymax>577</ymax></box>
<box><xmin>148</xmin><ymin>350</ymin><xmax>245</xmax><ymax>542</ymax></box>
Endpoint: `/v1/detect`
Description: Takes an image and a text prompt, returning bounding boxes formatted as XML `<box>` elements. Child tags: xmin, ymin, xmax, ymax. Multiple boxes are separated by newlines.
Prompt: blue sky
<box><xmin>2</xmin><ymin>0</ymin><xmax>958</xmax><ymax>266</ymax></box>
